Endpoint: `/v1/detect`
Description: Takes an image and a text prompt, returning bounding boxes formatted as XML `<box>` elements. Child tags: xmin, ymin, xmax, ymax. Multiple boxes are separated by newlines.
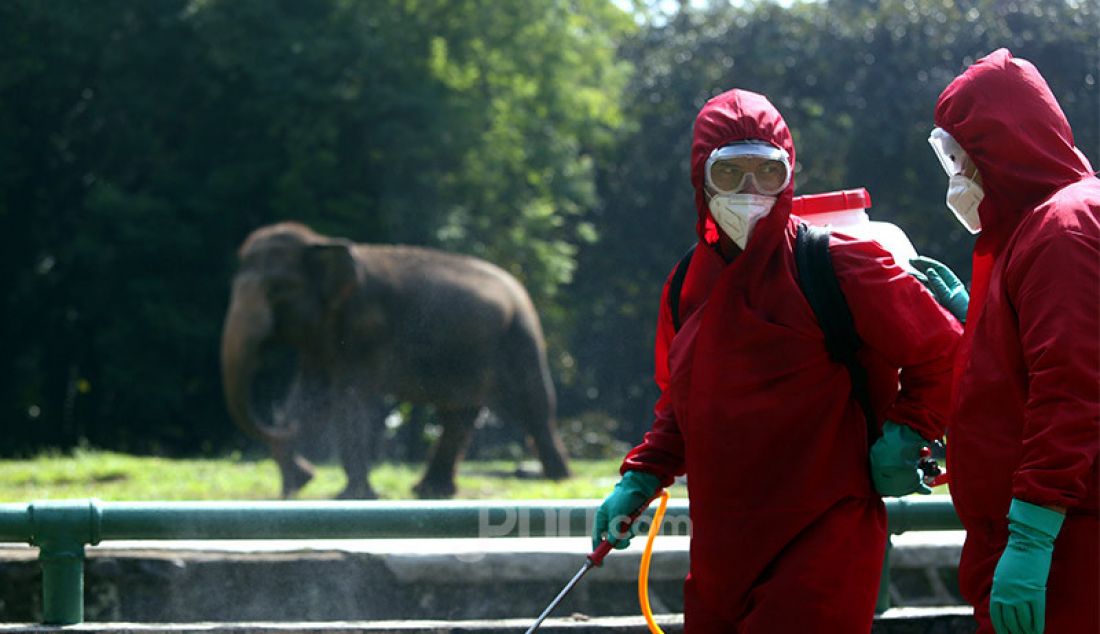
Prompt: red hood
<box><xmin>691</xmin><ymin>89</ymin><xmax>797</xmax><ymax>250</ymax></box>
<box><xmin>934</xmin><ymin>48</ymin><xmax>1094</xmax><ymax>244</ymax></box>
<box><xmin>935</xmin><ymin>48</ymin><xmax>1096</xmax><ymax>324</ymax></box>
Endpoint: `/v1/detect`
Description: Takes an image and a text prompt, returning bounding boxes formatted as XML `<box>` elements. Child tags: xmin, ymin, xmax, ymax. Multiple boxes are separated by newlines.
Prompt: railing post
<box><xmin>28</xmin><ymin>499</ymin><xmax>102</xmax><ymax>625</ymax></box>
<box><xmin>876</xmin><ymin>497</ymin><xmax>962</xmax><ymax>613</ymax></box>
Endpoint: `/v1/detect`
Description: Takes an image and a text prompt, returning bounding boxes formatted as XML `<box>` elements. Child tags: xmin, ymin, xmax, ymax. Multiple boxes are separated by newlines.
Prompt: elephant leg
<box><xmin>271</xmin><ymin>373</ymin><xmax>323</xmax><ymax>498</ymax></box>
<box><xmin>527</xmin><ymin>423</ymin><xmax>571</xmax><ymax>481</ymax></box>
<box><xmin>494</xmin><ymin>328</ymin><xmax>571</xmax><ymax>480</ymax></box>
<box><xmin>413</xmin><ymin>406</ymin><xmax>480</xmax><ymax>499</ymax></box>
<box><xmin>396</xmin><ymin>404</ymin><xmax>431</xmax><ymax>463</ymax></box>
<box><xmin>270</xmin><ymin>438</ymin><xmax>315</xmax><ymax>498</ymax></box>
<box><xmin>334</xmin><ymin>390</ymin><xmax>381</xmax><ymax>500</ymax></box>
<box><xmin>497</xmin><ymin>378</ymin><xmax>570</xmax><ymax>481</ymax></box>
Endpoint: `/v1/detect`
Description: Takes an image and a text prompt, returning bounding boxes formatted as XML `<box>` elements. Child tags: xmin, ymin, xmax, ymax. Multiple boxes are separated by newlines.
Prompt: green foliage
<box><xmin>0</xmin><ymin>0</ymin><xmax>634</xmax><ymax>455</ymax></box>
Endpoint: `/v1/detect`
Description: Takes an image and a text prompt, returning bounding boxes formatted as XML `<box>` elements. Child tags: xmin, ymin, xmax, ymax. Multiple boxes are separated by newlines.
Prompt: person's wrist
<box><xmin>1008</xmin><ymin>498</ymin><xmax>1065</xmax><ymax>540</ymax></box>
<box><xmin>621</xmin><ymin>470</ymin><xmax>662</xmax><ymax>494</ymax></box>
<box><xmin>883</xmin><ymin>421</ymin><xmax>928</xmax><ymax>457</ymax></box>
<box><xmin>897</xmin><ymin>422</ymin><xmax>928</xmax><ymax>444</ymax></box>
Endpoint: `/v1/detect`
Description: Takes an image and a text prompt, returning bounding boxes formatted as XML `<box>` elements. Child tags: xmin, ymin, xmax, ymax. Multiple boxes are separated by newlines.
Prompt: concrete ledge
<box><xmin>875</xmin><ymin>608</ymin><xmax>976</xmax><ymax>633</ymax></box>
<box><xmin>0</xmin><ymin>534</ymin><xmax>964</xmax><ymax>623</ymax></box>
<box><xmin>0</xmin><ymin>609</ymin><xmax>977</xmax><ymax>633</ymax></box>
<box><xmin>0</xmin><ymin>616</ymin><xmax>676</xmax><ymax>633</ymax></box>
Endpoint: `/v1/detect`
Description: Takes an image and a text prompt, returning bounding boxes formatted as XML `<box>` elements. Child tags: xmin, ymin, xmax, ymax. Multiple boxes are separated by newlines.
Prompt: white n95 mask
<box><xmin>946</xmin><ymin>174</ymin><xmax>983</xmax><ymax>234</ymax></box>
<box><xmin>929</xmin><ymin>127</ymin><xmax>984</xmax><ymax>234</ymax></box>
<box><xmin>709</xmin><ymin>193</ymin><xmax>777</xmax><ymax>249</ymax></box>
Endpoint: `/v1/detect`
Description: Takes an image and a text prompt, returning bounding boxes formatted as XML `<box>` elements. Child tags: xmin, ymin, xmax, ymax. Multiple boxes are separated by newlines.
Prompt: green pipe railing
<box><xmin>0</xmin><ymin>496</ymin><xmax>960</xmax><ymax>625</ymax></box>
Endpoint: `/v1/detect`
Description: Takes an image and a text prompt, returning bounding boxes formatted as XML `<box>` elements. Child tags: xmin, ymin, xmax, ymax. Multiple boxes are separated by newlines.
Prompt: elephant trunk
<box><xmin>220</xmin><ymin>275</ymin><xmax>298</xmax><ymax>444</ymax></box>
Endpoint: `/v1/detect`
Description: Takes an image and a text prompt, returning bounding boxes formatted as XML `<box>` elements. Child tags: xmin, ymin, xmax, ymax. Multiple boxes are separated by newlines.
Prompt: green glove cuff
<box><xmin>1008</xmin><ymin>498</ymin><xmax>1065</xmax><ymax>542</ymax></box>
<box><xmin>620</xmin><ymin>470</ymin><xmax>662</xmax><ymax>495</ymax></box>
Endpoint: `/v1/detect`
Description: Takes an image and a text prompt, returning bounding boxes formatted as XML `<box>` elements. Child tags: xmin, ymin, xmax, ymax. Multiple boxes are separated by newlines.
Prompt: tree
<box><xmin>0</xmin><ymin>0</ymin><xmax>635</xmax><ymax>455</ymax></box>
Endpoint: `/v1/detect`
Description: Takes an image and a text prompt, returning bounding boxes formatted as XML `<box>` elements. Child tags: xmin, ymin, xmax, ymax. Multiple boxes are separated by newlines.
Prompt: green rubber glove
<box><xmin>910</xmin><ymin>255</ymin><xmax>970</xmax><ymax>323</ymax></box>
<box><xmin>990</xmin><ymin>499</ymin><xmax>1065</xmax><ymax>634</ymax></box>
<box><xmin>869</xmin><ymin>421</ymin><xmax>933</xmax><ymax>497</ymax></box>
<box><xmin>592</xmin><ymin>470</ymin><xmax>662</xmax><ymax>550</ymax></box>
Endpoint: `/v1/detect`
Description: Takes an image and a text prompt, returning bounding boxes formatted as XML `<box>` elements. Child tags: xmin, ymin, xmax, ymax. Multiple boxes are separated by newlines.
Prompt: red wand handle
<box><xmin>587</xmin><ymin>538</ymin><xmax>616</xmax><ymax>567</ymax></box>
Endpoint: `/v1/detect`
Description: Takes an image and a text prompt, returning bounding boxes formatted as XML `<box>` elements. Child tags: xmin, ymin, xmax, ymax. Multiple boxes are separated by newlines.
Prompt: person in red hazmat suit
<box><xmin>591</xmin><ymin>88</ymin><xmax>963</xmax><ymax>632</ymax></box>
<box><xmin>910</xmin><ymin>49</ymin><xmax>1099</xmax><ymax>634</ymax></box>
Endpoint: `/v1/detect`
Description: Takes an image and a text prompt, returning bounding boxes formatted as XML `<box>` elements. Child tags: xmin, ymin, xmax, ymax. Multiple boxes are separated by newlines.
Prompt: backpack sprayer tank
<box><xmin>793</xmin><ymin>188</ymin><xmax>919</xmax><ymax>274</ymax></box>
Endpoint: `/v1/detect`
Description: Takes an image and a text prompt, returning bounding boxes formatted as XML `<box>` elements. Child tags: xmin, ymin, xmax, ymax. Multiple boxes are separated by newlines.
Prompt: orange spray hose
<box><xmin>638</xmin><ymin>489</ymin><xmax>670</xmax><ymax>634</ymax></box>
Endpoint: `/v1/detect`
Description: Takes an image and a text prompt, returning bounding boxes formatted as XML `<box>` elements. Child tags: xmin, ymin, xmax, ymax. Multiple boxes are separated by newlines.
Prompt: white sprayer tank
<box><xmin>793</xmin><ymin>188</ymin><xmax>919</xmax><ymax>273</ymax></box>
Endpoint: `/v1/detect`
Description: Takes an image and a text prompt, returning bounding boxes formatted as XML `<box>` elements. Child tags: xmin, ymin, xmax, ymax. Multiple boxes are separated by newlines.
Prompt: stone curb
<box><xmin>0</xmin><ymin>608</ymin><xmax>977</xmax><ymax>633</ymax></box>
<box><xmin>0</xmin><ymin>535</ymin><xmax>964</xmax><ymax>624</ymax></box>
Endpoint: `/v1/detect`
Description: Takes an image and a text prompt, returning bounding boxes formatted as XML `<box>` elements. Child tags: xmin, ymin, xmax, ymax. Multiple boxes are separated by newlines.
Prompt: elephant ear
<box><xmin>303</xmin><ymin>240</ymin><xmax>358</xmax><ymax>305</ymax></box>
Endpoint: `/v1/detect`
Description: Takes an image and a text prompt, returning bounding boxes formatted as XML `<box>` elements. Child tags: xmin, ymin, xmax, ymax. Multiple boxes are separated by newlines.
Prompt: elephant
<box><xmin>220</xmin><ymin>221</ymin><xmax>571</xmax><ymax>498</ymax></box>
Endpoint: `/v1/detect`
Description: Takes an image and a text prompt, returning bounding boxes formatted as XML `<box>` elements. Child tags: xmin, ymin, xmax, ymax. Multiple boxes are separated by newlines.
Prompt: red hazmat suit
<box><xmin>620</xmin><ymin>89</ymin><xmax>962</xmax><ymax>631</ymax></box>
<box><xmin>934</xmin><ymin>49</ymin><xmax>1100</xmax><ymax>633</ymax></box>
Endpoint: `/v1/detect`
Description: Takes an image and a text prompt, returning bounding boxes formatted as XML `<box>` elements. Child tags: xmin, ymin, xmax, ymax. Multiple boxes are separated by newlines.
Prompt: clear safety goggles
<box><xmin>704</xmin><ymin>141</ymin><xmax>792</xmax><ymax>196</ymax></box>
<box><xmin>928</xmin><ymin>127</ymin><xmax>971</xmax><ymax>177</ymax></box>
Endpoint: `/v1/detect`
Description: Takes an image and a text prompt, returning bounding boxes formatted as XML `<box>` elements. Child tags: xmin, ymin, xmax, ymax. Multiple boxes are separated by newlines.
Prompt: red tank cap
<box><xmin>792</xmin><ymin>188</ymin><xmax>872</xmax><ymax>215</ymax></box>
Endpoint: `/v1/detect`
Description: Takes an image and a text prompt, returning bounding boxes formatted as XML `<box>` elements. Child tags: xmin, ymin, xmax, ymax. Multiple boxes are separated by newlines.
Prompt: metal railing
<box><xmin>0</xmin><ymin>497</ymin><xmax>961</xmax><ymax>625</ymax></box>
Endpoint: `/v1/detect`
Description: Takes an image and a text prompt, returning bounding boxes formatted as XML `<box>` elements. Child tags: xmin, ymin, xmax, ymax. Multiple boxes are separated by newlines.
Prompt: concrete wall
<box><xmin>0</xmin><ymin>534</ymin><xmax>966</xmax><ymax>628</ymax></box>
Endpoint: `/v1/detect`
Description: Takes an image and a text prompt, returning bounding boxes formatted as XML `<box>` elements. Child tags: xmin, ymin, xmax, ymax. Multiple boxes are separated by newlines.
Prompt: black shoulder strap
<box><xmin>664</xmin><ymin>228</ymin><xmax>879</xmax><ymax>441</ymax></box>
<box><xmin>668</xmin><ymin>243</ymin><xmax>696</xmax><ymax>333</ymax></box>
<box><xmin>795</xmin><ymin>223</ymin><xmax>879</xmax><ymax>441</ymax></box>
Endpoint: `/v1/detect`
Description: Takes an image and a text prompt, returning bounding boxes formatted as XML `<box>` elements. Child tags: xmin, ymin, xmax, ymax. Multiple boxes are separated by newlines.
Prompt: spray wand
<box><xmin>524</xmin><ymin>490</ymin><xmax>671</xmax><ymax>634</ymax></box>
<box><xmin>523</xmin><ymin>537</ymin><xmax>615</xmax><ymax>633</ymax></box>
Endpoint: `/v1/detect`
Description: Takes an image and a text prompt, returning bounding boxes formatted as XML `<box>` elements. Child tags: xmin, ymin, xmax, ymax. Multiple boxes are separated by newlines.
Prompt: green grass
<box><xmin>0</xmin><ymin>449</ymin><xmax>691</xmax><ymax>502</ymax></box>
<box><xmin>0</xmin><ymin>448</ymin><xmax>946</xmax><ymax>503</ymax></box>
